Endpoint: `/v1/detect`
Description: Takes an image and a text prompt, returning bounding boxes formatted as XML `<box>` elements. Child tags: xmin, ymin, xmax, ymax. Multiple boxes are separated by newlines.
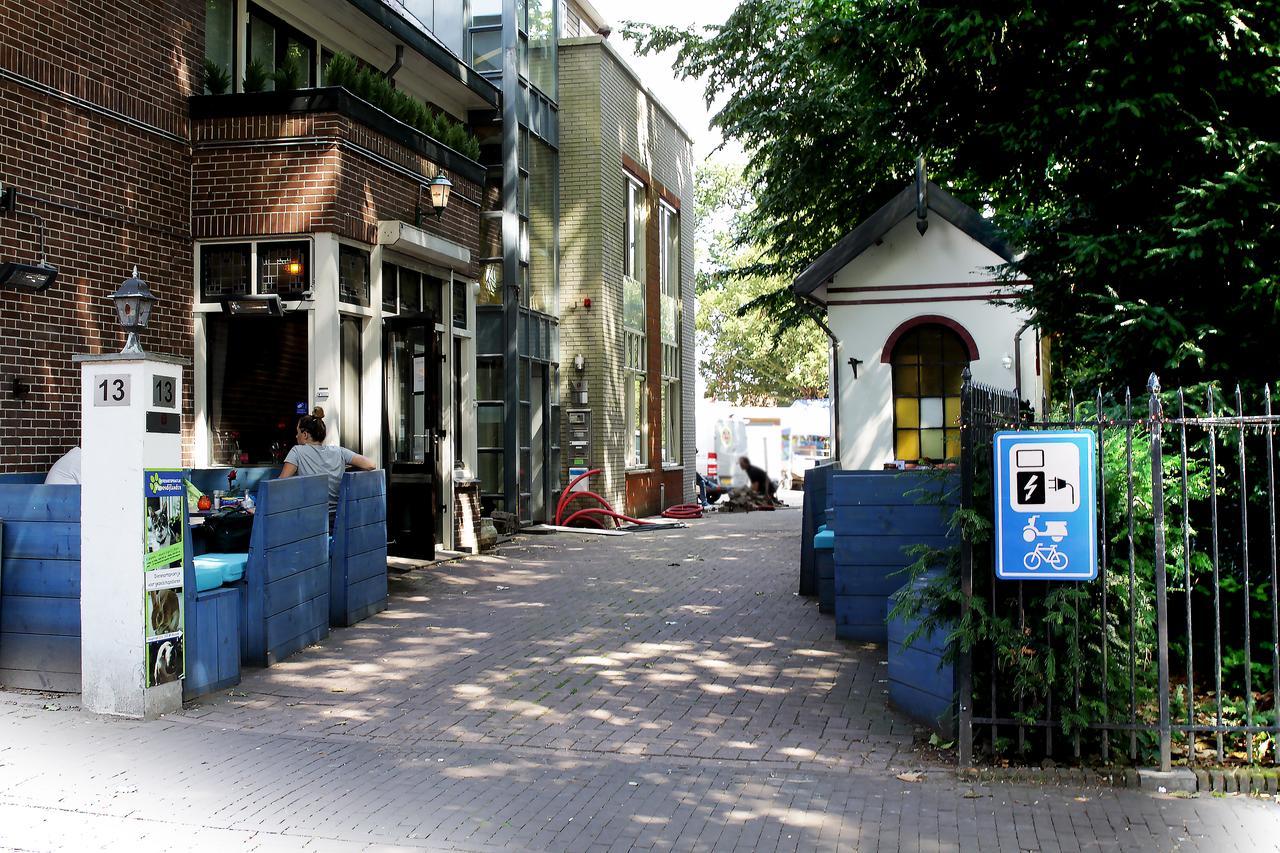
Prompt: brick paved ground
<box><xmin>1</xmin><ymin>504</ymin><xmax>1279</xmax><ymax>850</ymax></box>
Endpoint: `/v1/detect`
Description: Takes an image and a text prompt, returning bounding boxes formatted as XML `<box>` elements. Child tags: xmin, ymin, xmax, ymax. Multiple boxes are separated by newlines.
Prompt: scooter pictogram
<box><xmin>1022</xmin><ymin>515</ymin><xmax>1068</xmax><ymax>543</ymax></box>
<box><xmin>1023</xmin><ymin>543</ymin><xmax>1069</xmax><ymax>572</ymax></box>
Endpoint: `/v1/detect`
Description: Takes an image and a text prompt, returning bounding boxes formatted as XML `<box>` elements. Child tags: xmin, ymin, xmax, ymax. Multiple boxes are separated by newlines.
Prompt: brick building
<box><xmin>0</xmin><ymin>0</ymin><xmax>693</xmax><ymax>538</ymax></box>
<box><xmin>557</xmin><ymin>30</ymin><xmax>696</xmax><ymax>517</ymax></box>
<box><xmin>0</xmin><ymin>0</ymin><xmax>493</xmax><ymax>555</ymax></box>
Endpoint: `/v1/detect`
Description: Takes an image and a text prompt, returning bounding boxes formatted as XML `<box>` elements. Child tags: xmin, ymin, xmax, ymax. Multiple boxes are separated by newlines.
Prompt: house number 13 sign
<box><xmin>94</xmin><ymin>374</ymin><xmax>131</xmax><ymax>407</ymax></box>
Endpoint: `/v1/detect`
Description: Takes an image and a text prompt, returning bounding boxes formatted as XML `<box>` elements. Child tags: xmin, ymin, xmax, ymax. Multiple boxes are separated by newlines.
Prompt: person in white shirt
<box><xmin>44</xmin><ymin>446</ymin><xmax>82</xmax><ymax>485</ymax></box>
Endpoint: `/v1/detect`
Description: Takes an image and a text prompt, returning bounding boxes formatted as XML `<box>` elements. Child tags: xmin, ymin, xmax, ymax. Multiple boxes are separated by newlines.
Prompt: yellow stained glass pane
<box><xmin>895</xmin><ymin>397</ymin><xmax>919</xmax><ymax>428</ymax></box>
<box><xmin>895</xmin><ymin>430</ymin><xmax>920</xmax><ymax>462</ymax></box>
<box><xmin>893</xmin><ymin>365</ymin><xmax>919</xmax><ymax>396</ymax></box>
<box><xmin>921</xmin><ymin>428</ymin><xmax>945</xmax><ymax>459</ymax></box>
<box><xmin>944</xmin><ymin>430</ymin><xmax>961</xmax><ymax>459</ymax></box>
<box><xmin>893</xmin><ymin>349</ymin><xmax>920</xmax><ymax>365</ymax></box>
<box><xmin>945</xmin><ymin>396</ymin><xmax>961</xmax><ymax>426</ymax></box>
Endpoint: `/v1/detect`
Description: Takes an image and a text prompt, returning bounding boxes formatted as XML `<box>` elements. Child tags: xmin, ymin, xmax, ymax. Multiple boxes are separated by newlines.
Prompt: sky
<box><xmin>586</xmin><ymin>0</ymin><xmax>743</xmax><ymax>163</ymax></box>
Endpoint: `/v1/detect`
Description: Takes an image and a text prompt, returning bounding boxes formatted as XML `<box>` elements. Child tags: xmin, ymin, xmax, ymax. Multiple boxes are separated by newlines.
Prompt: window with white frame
<box><xmin>623</xmin><ymin>174</ymin><xmax>647</xmax><ymax>467</ymax></box>
<box><xmin>659</xmin><ymin>202</ymin><xmax>681</xmax><ymax>464</ymax></box>
<box><xmin>198</xmin><ymin>240</ymin><xmax>310</xmax><ymax>304</ymax></box>
<box><xmin>625</xmin><ymin>330</ymin><xmax>646</xmax><ymax>468</ymax></box>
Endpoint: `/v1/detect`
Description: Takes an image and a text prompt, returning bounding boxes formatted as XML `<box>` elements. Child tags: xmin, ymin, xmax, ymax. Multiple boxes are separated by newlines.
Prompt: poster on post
<box><xmin>144</xmin><ymin>469</ymin><xmax>185</xmax><ymax>686</ymax></box>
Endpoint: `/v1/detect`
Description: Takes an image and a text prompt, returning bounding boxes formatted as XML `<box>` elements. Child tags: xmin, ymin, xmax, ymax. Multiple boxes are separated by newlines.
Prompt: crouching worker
<box><xmin>280</xmin><ymin>407</ymin><xmax>376</xmax><ymax>523</ymax></box>
<box><xmin>738</xmin><ymin>455</ymin><xmax>780</xmax><ymax>506</ymax></box>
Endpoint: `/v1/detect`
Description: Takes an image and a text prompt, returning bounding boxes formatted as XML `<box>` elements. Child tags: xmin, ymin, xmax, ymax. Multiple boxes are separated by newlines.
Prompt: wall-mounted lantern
<box><xmin>109</xmin><ymin>267</ymin><xmax>156</xmax><ymax>354</ymax></box>
<box><xmin>429</xmin><ymin>171</ymin><xmax>453</xmax><ymax>220</ymax></box>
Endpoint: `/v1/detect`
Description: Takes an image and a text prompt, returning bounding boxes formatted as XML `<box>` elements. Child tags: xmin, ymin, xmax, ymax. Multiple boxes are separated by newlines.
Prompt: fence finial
<box><xmin>1148</xmin><ymin>373</ymin><xmax>1161</xmax><ymax>394</ymax></box>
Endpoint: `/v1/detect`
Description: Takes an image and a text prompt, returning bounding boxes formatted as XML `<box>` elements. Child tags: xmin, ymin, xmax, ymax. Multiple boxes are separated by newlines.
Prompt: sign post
<box><xmin>75</xmin><ymin>352</ymin><xmax>187</xmax><ymax>717</ymax></box>
<box><xmin>994</xmin><ymin>430</ymin><xmax>1097</xmax><ymax>581</ymax></box>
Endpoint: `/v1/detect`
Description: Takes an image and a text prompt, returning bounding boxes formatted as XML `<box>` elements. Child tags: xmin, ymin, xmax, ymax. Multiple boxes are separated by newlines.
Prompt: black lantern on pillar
<box><xmin>109</xmin><ymin>267</ymin><xmax>156</xmax><ymax>354</ymax></box>
<box><xmin>429</xmin><ymin>171</ymin><xmax>453</xmax><ymax>220</ymax></box>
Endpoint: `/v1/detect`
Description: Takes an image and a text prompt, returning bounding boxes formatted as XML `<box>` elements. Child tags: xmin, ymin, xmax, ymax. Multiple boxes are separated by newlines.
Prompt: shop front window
<box><xmin>257</xmin><ymin>241</ymin><xmax>309</xmax><ymax>298</ymax></box>
<box><xmin>200</xmin><ymin>243</ymin><xmax>250</xmax><ymax>301</ymax></box>
<box><xmin>206</xmin><ymin>313</ymin><xmax>308</xmax><ymax>465</ymax></box>
<box><xmin>338</xmin><ymin>245</ymin><xmax>371</xmax><ymax>307</ymax></box>
<box><xmin>340</xmin><ymin>316</ymin><xmax>363</xmax><ymax>450</ymax></box>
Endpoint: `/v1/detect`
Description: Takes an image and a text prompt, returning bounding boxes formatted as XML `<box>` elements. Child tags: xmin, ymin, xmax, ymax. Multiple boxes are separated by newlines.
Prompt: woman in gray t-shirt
<box><xmin>280</xmin><ymin>407</ymin><xmax>376</xmax><ymax>511</ymax></box>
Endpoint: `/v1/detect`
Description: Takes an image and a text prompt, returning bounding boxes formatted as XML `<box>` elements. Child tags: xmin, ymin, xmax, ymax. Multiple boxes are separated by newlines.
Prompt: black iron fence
<box><xmin>957</xmin><ymin>370</ymin><xmax>1280</xmax><ymax>771</ymax></box>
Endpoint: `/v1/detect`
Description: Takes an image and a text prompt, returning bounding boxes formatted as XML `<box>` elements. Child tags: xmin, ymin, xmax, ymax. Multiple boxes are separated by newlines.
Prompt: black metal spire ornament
<box><xmin>915</xmin><ymin>155</ymin><xmax>929</xmax><ymax>235</ymax></box>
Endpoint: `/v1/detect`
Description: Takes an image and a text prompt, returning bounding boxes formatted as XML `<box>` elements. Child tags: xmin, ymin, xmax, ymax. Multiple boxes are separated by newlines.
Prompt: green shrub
<box><xmin>320</xmin><ymin>51</ymin><xmax>482</xmax><ymax>160</ymax></box>
<box><xmin>272</xmin><ymin>53</ymin><xmax>307</xmax><ymax>91</ymax></box>
<box><xmin>202</xmin><ymin>58</ymin><xmax>230</xmax><ymax>95</ymax></box>
<box><xmin>243</xmin><ymin>58</ymin><xmax>271</xmax><ymax>93</ymax></box>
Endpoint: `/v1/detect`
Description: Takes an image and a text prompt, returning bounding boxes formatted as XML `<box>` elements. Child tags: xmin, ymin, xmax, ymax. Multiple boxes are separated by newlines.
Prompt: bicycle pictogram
<box><xmin>1022</xmin><ymin>542</ymin><xmax>1069</xmax><ymax>572</ymax></box>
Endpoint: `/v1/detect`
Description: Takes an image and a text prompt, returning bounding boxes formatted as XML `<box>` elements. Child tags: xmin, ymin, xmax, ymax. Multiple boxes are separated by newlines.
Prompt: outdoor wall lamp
<box><xmin>109</xmin><ymin>267</ymin><xmax>156</xmax><ymax>354</ymax></box>
<box><xmin>429</xmin><ymin>171</ymin><xmax>453</xmax><ymax>220</ymax></box>
<box><xmin>0</xmin><ymin>184</ymin><xmax>58</xmax><ymax>292</ymax></box>
<box><xmin>1001</xmin><ymin>352</ymin><xmax>1014</xmax><ymax>369</ymax></box>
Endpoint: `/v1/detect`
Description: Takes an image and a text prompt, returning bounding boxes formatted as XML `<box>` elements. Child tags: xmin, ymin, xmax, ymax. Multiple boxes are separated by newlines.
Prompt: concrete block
<box><xmin>1136</xmin><ymin>768</ymin><xmax>1197</xmax><ymax>793</ymax></box>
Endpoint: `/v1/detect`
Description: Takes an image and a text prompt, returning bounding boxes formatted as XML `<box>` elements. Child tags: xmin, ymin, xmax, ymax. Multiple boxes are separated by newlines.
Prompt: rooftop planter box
<box><xmin>190</xmin><ymin>87</ymin><xmax>486</xmax><ymax>186</ymax></box>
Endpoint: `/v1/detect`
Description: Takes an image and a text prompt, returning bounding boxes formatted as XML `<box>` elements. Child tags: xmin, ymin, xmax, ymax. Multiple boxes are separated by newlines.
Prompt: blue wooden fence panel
<box><xmin>0</xmin><ymin>484</ymin><xmax>81</xmax><ymax>692</ymax></box>
<box><xmin>799</xmin><ymin>463</ymin><xmax>837</xmax><ymax>598</ymax></box>
<box><xmin>330</xmin><ymin>471</ymin><xmax>388</xmax><ymax>627</ymax></box>
<box><xmin>240</xmin><ymin>475</ymin><xmax>329</xmax><ymax>667</ymax></box>
<box><xmin>829</xmin><ymin>470</ymin><xmax>955</xmax><ymax>643</ymax></box>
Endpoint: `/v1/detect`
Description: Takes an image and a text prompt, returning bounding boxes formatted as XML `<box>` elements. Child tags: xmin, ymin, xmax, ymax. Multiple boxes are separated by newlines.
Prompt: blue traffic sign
<box><xmin>994</xmin><ymin>430</ymin><xmax>1097</xmax><ymax>581</ymax></box>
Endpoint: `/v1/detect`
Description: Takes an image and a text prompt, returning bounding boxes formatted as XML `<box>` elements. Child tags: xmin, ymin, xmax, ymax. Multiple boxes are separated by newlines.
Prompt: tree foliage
<box><xmin>695</xmin><ymin>163</ymin><xmax>829</xmax><ymax>405</ymax></box>
<box><xmin>626</xmin><ymin>1</ymin><xmax>1280</xmax><ymax>390</ymax></box>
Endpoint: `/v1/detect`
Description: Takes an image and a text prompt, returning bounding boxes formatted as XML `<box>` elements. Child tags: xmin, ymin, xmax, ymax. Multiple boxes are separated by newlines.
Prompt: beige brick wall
<box><xmin>558</xmin><ymin>37</ymin><xmax>696</xmax><ymax>508</ymax></box>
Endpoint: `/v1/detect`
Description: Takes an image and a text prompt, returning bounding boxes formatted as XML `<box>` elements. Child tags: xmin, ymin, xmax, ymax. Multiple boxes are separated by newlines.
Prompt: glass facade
<box><xmin>470</xmin><ymin>0</ymin><xmax>559</xmax><ymax>520</ymax></box>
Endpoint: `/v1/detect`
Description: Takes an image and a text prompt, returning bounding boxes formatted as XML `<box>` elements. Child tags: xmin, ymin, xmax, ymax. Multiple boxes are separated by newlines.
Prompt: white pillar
<box><xmin>312</xmin><ymin>232</ymin><xmax>341</xmax><ymax>442</ymax></box>
<box><xmin>75</xmin><ymin>353</ymin><xmax>188</xmax><ymax>718</ymax></box>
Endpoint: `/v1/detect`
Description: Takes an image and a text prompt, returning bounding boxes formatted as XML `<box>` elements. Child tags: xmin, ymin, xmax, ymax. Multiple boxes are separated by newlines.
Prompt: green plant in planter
<box><xmin>202</xmin><ymin>58</ymin><xmax>231</xmax><ymax>95</ymax></box>
<box><xmin>243</xmin><ymin>58</ymin><xmax>271</xmax><ymax>93</ymax></box>
<box><xmin>320</xmin><ymin>51</ymin><xmax>483</xmax><ymax>161</ymax></box>
<box><xmin>273</xmin><ymin>52</ymin><xmax>308</xmax><ymax>91</ymax></box>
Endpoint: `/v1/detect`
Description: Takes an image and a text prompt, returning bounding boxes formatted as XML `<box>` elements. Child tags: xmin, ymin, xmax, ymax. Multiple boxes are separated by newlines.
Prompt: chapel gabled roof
<box><xmin>792</xmin><ymin>180</ymin><xmax>1015</xmax><ymax>298</ymax></box>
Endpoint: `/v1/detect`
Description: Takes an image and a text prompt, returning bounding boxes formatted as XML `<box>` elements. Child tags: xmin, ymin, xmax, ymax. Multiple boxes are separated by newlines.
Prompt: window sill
<box><xmin>624</xmin><ymin>467</ymin><xmax>652</xmax><ymax>476</ymax></box>
<box><xmin>661</xmin><ymin>463</ymin><xmax>683</xmax><ymax>471</ymax></box>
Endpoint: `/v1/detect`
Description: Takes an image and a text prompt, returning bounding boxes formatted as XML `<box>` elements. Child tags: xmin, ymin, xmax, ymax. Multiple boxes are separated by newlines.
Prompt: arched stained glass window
<box><xmin>891</xmin><ymin>324</ymin><xmax>969</xmax><ymax>461</ymax></box>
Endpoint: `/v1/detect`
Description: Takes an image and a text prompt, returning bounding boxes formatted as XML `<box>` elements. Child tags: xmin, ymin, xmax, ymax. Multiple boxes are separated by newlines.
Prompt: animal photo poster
<box><xmin>144</xmin><ymin>469</ymin><xmax>185</xmax><ymax>686</ymax></box>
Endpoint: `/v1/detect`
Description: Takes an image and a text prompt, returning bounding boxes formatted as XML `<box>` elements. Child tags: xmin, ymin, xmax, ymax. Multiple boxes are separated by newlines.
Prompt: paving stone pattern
<box><xmin>0</xmin><ymin>506</ymin><xmax>1278</xmax><ymax>850</ymax></box>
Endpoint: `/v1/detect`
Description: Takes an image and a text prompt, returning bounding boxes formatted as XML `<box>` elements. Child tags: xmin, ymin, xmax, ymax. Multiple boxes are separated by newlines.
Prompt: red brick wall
<box><xmin>192</xmin><ymin>113</ymin><xmax>482</xmax><ymax>276</ymax></box>
<box><xmin>0</xmin><ymin>1</ymin><xmax>201</xmax><ymax>473</ymax></box>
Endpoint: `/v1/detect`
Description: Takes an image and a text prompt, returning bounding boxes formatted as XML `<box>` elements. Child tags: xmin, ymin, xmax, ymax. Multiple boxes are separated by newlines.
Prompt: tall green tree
<box><xmin>628</xmin><ymin>1</ymin><xmax>1280</xmax><ymax>389</ymax></box>
<box><xmin>695</xmin><ymin>163</ymin><xmax>829</xmax><ymax>405</ymax></box>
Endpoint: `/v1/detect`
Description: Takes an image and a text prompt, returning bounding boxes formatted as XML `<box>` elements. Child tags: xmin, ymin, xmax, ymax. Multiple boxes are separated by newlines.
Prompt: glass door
<box><xmin>383</xmin><ymin>315</ymin><xmax>439</xmax><ymax>559</ymax></box>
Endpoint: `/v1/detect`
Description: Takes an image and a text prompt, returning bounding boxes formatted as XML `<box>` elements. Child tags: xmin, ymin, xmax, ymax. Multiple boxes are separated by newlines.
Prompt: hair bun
<box><xmin>312</xmin><ymin>406</ymin><xmax>325</xmax><ymax>419</ymax></box>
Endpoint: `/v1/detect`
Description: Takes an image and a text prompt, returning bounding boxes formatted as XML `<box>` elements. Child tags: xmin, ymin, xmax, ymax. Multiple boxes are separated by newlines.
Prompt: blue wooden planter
<box><xmin>887</xmin><ymin>576</ymin><xmax>956</xmax><ymax>737</ymax></box>
<box><xmin>814</xmin><ymin>526</ymin><xmax>835</xmax><ymax>614</ymax></box>
<box><xmin>330</xmin><ymin>470</ymin><xmax>388</xmax><ymax>628</ymax></box>
<box><xmin>238</xmin><ymin>475</ymin><xmax>330</xmax><ymax>667</ymax></box>
<box><xmin>0</xmin><ymin>480</ymin><xmax>81</xmax><ymax>692</ymax></box>
<box><xmin>829</xmin><ymin>470</ymin><xmax>955</xmax><ymax>643</ymax></box>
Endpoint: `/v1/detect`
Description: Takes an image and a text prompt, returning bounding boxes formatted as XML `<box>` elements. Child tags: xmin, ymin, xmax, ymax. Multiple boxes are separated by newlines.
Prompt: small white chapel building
<box><xmin>792</xmin><ymin>170</ymin><xmax>1045</xmax><ymax>470</ymax></box>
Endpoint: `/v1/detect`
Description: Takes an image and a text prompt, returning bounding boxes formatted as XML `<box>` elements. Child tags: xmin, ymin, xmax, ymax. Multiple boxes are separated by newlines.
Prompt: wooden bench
<box><xmin>239</xmin><ymin>475</ymin><xmax>330</xmax><ymax>667</ymax></box>
<box><xmin>0</xmin><ymin>478</ymin><xmax>80</xmax><ymax>692</ymax></box>
<box><xmin>330</xmin><ymin>470</ymin><xmax>388</xmax><ymax>628</ymax></box>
